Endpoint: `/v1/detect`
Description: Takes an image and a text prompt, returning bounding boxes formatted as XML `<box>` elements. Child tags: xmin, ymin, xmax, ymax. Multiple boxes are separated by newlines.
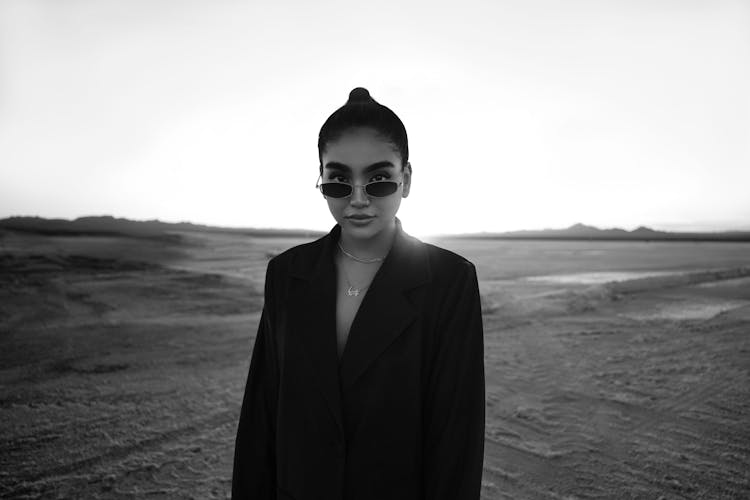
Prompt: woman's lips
<box><xmin>346</xmin><ymin>215</ymin><xmax>375</xmax><ymax>225</ymax></box>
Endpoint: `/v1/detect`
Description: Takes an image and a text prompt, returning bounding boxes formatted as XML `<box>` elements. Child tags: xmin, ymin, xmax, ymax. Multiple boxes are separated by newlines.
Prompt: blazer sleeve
<box><xmin>423</xmin><ymin>261</ymin><xmax>485</xmax><ymax>500</ymax></box>
<box><xmin>232</xmin><ymin>259</ymin><xmax>280</xmax><ymax>500</ymax></box>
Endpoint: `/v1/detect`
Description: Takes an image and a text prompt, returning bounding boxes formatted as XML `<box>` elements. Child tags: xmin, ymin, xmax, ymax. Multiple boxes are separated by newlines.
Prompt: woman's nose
<box><xmin>350</xmin><ymin>184</ymin><xmax>370</xmax><ymax>206</ymax></box>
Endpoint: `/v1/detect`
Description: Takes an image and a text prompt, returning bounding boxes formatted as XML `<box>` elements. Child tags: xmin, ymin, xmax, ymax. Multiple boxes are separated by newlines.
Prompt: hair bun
<box><xmin>348</xmin><ymin>87</ymin><xmax>372</xmax><ymax>104</ymax></box>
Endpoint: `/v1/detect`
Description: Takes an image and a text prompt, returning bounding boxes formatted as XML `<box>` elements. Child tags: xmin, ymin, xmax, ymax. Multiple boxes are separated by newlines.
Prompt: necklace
<box><xmin>340</xmin><ymin>262</ymin><xmax>370</xmax><ymax>297</ymax></box>
<box><xmin>337</xmin><ymin>241</ymin><xmax>385</xmax><ymax>264</ymax></box>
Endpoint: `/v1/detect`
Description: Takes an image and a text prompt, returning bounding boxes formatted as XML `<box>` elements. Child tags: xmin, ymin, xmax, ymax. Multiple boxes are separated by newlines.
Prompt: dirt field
<box><xmin>1</xmin><ymin>228</ymin><xmax>749</xmax><ymax>499</ymax></box>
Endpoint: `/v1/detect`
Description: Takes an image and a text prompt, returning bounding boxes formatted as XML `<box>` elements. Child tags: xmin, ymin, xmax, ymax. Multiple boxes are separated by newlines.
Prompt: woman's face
<box><xmin>320</xmin><ymin>127</ymin><xmax>411</xmax><ymax>242</ymax></box>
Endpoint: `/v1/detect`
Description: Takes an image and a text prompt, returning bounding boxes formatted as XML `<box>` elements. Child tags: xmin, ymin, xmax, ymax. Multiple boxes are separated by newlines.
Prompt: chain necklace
<box><xmin>340</xmin><ymin>262</ymin><xmax>370</xmax><ymax>297</ymax></box>
<box><xmin>337</xmin><ymin>241</ymin><xmax>385</xmax><ymax>264</ymax></box>
<box><xmin>337</xmin><ymin>242</ymin><xmax>384</xmax><ymax>297</ymax></box>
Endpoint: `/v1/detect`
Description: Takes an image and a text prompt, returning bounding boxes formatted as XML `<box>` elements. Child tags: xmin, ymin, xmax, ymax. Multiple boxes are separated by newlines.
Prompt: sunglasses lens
<box><xmin>320</xmin><ymin>183</ymin><xmax>352</xmax><ymax>198</ymax></box>
<box><xmin>366</xmin><ymin>181</ymin><xmax>398</xmax><ymax>197</ymax></box>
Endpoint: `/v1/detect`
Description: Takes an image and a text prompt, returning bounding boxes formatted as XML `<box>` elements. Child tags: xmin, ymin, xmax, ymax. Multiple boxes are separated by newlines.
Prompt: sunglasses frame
<box><xmin>315</xmin><ymin>175</ymin><xmax>403</xmax><ymax>199</ymax></box>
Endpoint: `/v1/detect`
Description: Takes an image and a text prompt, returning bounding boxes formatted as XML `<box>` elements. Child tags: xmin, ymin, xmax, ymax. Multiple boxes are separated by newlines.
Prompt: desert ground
<box><xmin>1</xmin><ymin>227</ymin><xmax>749</xmax><ymax>499</ymax></box>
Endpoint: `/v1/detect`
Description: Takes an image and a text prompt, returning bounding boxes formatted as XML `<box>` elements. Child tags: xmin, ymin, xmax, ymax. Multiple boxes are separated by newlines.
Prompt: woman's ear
<box><xmin>402</xmin><ymin>162</ymin><xmax>412</xmax><ymax>198</ymax></box>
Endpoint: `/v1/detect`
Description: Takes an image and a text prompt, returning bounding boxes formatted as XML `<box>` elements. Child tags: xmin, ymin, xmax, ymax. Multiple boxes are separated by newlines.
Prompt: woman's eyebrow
<box><xmin>324</xmin><ymin>161</ymin><xmax>396</xmax><ymax>173</ymax></box>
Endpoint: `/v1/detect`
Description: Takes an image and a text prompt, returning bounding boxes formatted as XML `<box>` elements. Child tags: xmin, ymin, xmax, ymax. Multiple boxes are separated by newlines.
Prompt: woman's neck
<box><xmin>338</xmin><ymin>219</ymin><xmax>397</xmax><ymax>261</ymax></box>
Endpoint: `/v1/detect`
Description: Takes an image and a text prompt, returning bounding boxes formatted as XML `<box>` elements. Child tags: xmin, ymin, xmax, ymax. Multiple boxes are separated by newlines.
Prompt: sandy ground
<box><xmin>1</xmin><ymin>229</ymin><xmax>749</xmax><ymax>499</ymax></box>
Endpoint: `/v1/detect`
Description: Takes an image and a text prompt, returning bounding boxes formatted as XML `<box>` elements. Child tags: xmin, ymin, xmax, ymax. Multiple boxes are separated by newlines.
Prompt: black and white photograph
<box><xmin>1</xmin><ymin>1</ymin><xmax>749</xmax><ymax>499</ymax></box>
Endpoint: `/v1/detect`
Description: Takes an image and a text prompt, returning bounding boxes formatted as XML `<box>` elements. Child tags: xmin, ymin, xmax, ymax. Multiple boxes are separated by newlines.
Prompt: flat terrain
<box><xmin>1</xmin><ymin>228</ymin><xmax>749</xmax><ymax>499</ymax></box>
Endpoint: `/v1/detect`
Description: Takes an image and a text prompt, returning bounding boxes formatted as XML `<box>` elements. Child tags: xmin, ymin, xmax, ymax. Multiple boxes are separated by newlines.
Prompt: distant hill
<box><xmin>0</xmin><ymin>216</ymin><xmax>325</xmax><ymax>240</ymax></box>
<box><xmin>1</xmin><ymin>216</ymin><xmax>748</xmax><ymax>242</ymax></box>
<box><xmin>445</xmin><ymin>223</ymin><xmax>750</xmax><ymax>242</ymax></box>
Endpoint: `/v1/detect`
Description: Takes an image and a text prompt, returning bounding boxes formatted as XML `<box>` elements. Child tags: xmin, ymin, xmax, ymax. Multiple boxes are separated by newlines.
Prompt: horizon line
<box><xmin>2</xmin><ymin>214</ymin><xmax>749</xmax><ymax>236</ymax></box>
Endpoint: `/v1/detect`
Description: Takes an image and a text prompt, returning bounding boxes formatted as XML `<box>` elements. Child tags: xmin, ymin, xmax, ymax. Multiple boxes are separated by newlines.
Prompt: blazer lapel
<box><xmin>339</xmin><ymin>218</ymin><xmax>430</xmax><ymax>390</ymax></box>
<box><xmin>288</xmin><ymin>226</ymin><xmax>344</xmax><ymax>434</ymax></box>
<box><xmin>286</xmin><ymin>219</ymin><xmax>431</xmax><ymax>433</ymax></box>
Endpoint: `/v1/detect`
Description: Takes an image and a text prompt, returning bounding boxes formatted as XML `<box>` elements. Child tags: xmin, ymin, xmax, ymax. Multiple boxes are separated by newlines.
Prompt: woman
<box><xmin>232</xmin><ymin>88</ymin><xmax>485</xmax><ymax>499</ymax></box>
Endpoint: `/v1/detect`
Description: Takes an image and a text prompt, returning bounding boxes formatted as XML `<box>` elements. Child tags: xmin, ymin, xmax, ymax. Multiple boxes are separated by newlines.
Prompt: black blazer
<box><xmin>232</xmin><ymin>219</ymin><xmax>485</xmax><ymax>500</ymax></box>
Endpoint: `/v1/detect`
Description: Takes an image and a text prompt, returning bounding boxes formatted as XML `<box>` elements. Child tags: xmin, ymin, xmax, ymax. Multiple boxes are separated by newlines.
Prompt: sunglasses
<box><xmin>315</xmin><ymin>177</ymin><xmax>403</xmax><ymax>198</ymax></box>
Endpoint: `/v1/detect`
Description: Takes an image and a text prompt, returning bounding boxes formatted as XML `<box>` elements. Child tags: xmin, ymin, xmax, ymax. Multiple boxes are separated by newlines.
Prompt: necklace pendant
<box><xmin>347</xmin><ymin>286</ymin><xmax>360</xmax><ymax>297</ymax></box>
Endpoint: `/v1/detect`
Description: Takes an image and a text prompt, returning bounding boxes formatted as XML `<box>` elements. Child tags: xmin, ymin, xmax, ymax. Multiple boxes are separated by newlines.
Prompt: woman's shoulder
<box><xmin>272</xmin><ymin>236</ymin><xmax>325</xmax><ymax>260</ymax></box>
<box><xmin>265</xmin><ymin>234</ymin><xmax>328</xmax><ymax>276</ymax></box>
<box><xmin>408</xmin><ymin>239</ymin><xmax>480</xmax><ymax>307</ymax></box>
<box><xmin>420</xmin><ymin>240</ymin><xmax>476</xmax><ymax>281</ymax></box>
<box><xmin>421</xmin><ymin>240</ymin><xmax>473</xmax><ymax>267</ymax></box>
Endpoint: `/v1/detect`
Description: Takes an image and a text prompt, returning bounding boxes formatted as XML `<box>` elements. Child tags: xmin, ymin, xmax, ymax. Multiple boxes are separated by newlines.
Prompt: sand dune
<box><xmin>1</xmin><ymin>228</ymin><xmax>749</xmax><ymax>499</ymax></box>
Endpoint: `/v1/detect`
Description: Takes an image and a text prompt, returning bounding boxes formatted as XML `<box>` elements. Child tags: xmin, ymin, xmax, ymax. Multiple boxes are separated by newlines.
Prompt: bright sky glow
<box><xmin>1</xmin><ymin>0</ymin><xmax>749</xmax><ymax>236</ymax></box>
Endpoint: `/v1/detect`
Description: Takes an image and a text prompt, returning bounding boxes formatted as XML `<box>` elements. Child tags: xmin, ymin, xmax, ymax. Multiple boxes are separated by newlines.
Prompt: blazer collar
<box><xmin>286</xmin><ymin>217</ymin><xmax>430</xmax><ymax>433</ymax></box>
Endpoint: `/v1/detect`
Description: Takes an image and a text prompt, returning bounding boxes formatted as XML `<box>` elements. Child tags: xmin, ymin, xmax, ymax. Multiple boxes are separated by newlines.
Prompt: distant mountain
<box><xmin>1</xmin><ymin>216</ymin><xmax>748</xmax><ymax>242</ymax></box>
<box><xmin>446</xmin><ymin>223</ymin><xmax>750</xmax><ymax>242</ymax></box>
<box><xmin>0</xmin><ymin>216</ymin><xmax>325</xmax><ymax>239</ymax></box>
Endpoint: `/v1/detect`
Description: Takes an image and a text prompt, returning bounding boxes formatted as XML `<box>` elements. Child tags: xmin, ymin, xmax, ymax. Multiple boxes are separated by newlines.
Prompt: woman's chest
<box><xmin>334</xmin><ymin>257</ymin><xmax>383</xmax><ymax>359</ymax></box>
<box><xmin>335</xmin><ymin>292</ymin><xmax>361</xmax><ymax>358</ymax></box>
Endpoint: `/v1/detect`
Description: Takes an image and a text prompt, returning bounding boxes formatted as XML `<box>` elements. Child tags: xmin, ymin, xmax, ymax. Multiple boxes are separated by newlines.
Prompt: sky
<box><xmin>1</xmin><ymin>0</ymin><xmax>749</xmax><ymax>236</ymax></box>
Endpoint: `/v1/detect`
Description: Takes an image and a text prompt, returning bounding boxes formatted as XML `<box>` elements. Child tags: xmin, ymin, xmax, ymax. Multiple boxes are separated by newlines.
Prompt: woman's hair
<box><xmin>318</xmin><ymin>87</ymin><xmax>409</xmax><ymax>174</ymax></box>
